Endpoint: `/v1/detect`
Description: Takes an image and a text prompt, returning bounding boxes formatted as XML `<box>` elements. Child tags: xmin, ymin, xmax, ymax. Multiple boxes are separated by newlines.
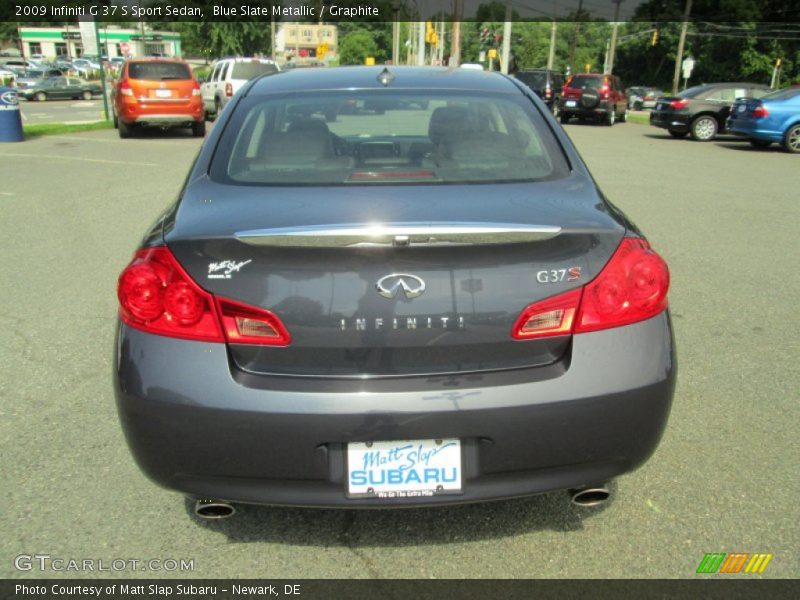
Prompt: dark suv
<box><xmin>559</xmin><ymin>73</ymin><xmax>627</xmax><ymax>125</ymax></box>
<box><xmin>649</xmin><ymin>82</ymin><xmax>772</xmax><ymax>141</ymax></box>
<box><xmin>515</xmin><ymin>69</ymin><xmax>565</xmax><ymax>117</ymax></box>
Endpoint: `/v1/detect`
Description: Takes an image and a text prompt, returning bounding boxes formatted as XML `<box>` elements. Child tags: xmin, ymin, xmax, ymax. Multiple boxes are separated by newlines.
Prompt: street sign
<box><xmin>120</xmin><ymin>42</ymin><xmax>130</xmax><ymax>55</ymax></box>
<box><xmin>682</xmin><ymin>56</ymin><xmax>695</xmax><ymax>80</ymax></box>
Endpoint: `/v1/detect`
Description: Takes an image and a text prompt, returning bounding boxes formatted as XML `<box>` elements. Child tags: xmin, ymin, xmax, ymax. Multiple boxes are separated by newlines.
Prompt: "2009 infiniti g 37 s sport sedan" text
<box><xmin>113</xmin><ymin>67</ymin><xmax>675</xmax><ymax>519</ymax></box>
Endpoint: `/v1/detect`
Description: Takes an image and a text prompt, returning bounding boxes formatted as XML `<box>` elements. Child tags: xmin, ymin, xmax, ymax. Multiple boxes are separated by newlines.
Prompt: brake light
<box><xmin>752</xmin><ymin>105</ymin><xmax>769</xmax><ymax>118</ymax></box>
<box><xmin>512</xmin><ymin>238</ymin><xmax>669</xmax><ymax>339</ymax></box>
<box><xmin>545</xmin><ymin>86</ymin><xmax>552</xmax><ymax>99</ymax></box>
<box><xmin>117</xmin><ymin>247</ymin><xmax>291</xmax><ymax>345</ymax></box>
<box><xmin>119</xmin><ymin>79</ymin><xmax>133</xmax><ymax>97</ymax></box>
<box><xmin>225</xmin><ymin>82</ymin><xmax>233</xmax><ymax>97</ymax></box>
<box><xmin>670</xmin><ymin>99</ymin><xmax>688</xmax><ymax>109</ymax></box>
<box><xmin>118</xmin><ymin>247</ymin><xmax>223</xmax><ymax>342</ymax></box>
<box><xmin>599</xmin><ymin>84</ymin><xmax>610</xmax><ymax>98</ymax></box>
<box><xmin>192</xmin><ymin>80</ymin><xmax>201</xmax><ymax>96</ymax></box>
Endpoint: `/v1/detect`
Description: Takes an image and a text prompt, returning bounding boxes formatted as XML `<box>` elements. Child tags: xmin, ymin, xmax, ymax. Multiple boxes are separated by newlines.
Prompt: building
<box><xmin>275</xmin><ymin>24</ymin><xmax>337</xmax><ymax>63</ymax></box>
<box><xmin>19</xmin><ymin>26</ymin><xmax>181</xmax><ymax>60</ymax></box>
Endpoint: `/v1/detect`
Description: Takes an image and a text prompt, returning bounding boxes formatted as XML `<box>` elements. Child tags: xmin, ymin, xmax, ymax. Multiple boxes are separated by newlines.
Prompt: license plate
<box><xmin>347</xmin><ymin>439</ymin><xmax>462</xmax><ymax>498</ymax></box>
<box><xmin>565</xmin><ymin>100</ymin><xmax>577</xmax><ymax>107</ymax></box>
<box><xmin>154</xmin><ymin>89</ymin><xmax>172</xmax><ymax>98</ymax></box>
<box><xmin>738</xmin><ymin>105</ymin><xmax>746</xmax><ymax>113</ymax></box>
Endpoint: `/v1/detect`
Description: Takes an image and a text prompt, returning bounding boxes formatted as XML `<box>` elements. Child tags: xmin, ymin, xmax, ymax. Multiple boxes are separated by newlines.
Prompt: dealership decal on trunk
<box><xmin>207</xmin><ymin>259</ymin><xmax>252</xmax><ymax>279</ymax></box>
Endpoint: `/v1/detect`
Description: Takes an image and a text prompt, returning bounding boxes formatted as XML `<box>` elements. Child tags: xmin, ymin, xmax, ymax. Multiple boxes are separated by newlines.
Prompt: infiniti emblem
<box><xmin>375</xmin><ymin>273</ymin><xmax>426</xmax><ymax>299</ymax></box>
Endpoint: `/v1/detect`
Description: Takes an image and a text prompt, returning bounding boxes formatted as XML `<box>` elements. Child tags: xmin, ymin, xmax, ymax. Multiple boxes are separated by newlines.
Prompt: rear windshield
<box><xmin>128</xmin><ymin>62</ymin><xmax>191</xmax><ymax>81</ymax></box>
<box><xmin>567</xmin><ymin>75</ymin><xmax>602</xmax><ymax>90</ymax></box>
<box><xmin>231</xmin><ymin>62</ymin><xmax>279</xmax><ymax>80</ymax></box>
<box><xmin>516</xmin><ymin>72</ymin><xmax>547</xmax><ymax>88</ymax></box>
<box><xmin>764</xmin><ymin>87</ymin><xmax>800</xmax><ymax>100</ymax></box>
<box><xmin>210</xmin><ymin>91</ymin><xmax>569</xmax><ymax>186</ymax></box>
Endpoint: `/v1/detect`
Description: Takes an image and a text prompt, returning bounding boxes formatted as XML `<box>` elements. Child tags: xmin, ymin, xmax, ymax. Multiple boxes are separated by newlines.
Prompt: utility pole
<box><xmin>568</xmin><ymin>0</ymin><xmax>584</xmax><ymax>73</ymax></box>
<box><xmin>500</xmin><ymin>1</ymin><xmax>512</xmax><ymax>74</ymax></box>
<box><xmin>672</xmin><ymin>0</ymin><xmax>693</xmax><ymax>95</ymax></box>
<box><xmin>547</xmin><ymin>19</ymin><xmax>557</xmax><ymax>71</ymax></box>
<box><xmin>450</xmin><ymin>0</ymin><xmax>461</xmax><ymax>67</ymax></box>
<box><xmin>417</xmin><ymin>2</ymin><xmax>426</xmax><ymax>66</ymax></box>
<box><xmin>270</xmin><ymin>16</ymin><xmax>276</xmax><ymax>59</ymax></box>
<box><xmin>392</xmin><ymin>3</ymin><xmax>400</xmax><ymax>64</ymax></box>
<box><xmin>606</xmin><ymin>0</ymin><xmax>623</xmax><ymax>74</ymax></box>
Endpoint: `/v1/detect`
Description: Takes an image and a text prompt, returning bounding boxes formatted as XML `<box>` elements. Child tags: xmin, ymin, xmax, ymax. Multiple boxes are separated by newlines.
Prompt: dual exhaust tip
<box><xmin>569</xmin><ymin>484</ymin><xmax>611</xmax><ymax>508</ymax></box>
<box><xmin>193</xmin><ymin>485</ymin><xmax>610</xmax><ymax>517</ymax></box>
<box><xmin>194</xmin><ymin>499</ymin><xmax>236</xmax><ymax>519</ymax></box>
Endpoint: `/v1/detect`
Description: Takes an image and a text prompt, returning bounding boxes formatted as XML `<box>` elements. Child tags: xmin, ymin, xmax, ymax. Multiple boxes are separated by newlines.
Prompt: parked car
<box><xmin>515</xmin><ymin>68</ymin><xmax>565</xmax><ymax>117</ymax></box>
<box><xmin>726</xmin><ymin>87</ymin><xmax>800</xmax><ymax>153</ymax></box>
<box><xmin>70</xmin><ymin>58</ymin><xmax>101</xmax><ymax>77</ymax></box>
<box><xmin>627</xmin><ymin>86</ymin><xmax>664</xmax><ymax>110</ymax></box>
<box><xmin>20</xmin><ymin>76</ymin><xmax>101</xmax><ymax>101</ymax></box>
<box><xmin>15</xmin><ymin>68</ymin><xmax>64</xmax><ymax>89</ymax></box>
<box><xmin>649</xmin><ymin>82</ymin><xmax>771</xmax><ymax>141</ymax></box>
<box><xmin>112</xmin><ymin>58</ymin><xmax>205</xmax><ymax>138</ymax></box>
<box><xmin>113</xmin><ymin>66</ymin><xmax>675</xmax><ymax>517</ymax></box>
<box><xmin>201</xmin><ymin>57</ymin><xmax>279</xmax><ymax>120</ymax></box>
<box><xmin>559</xmin><ymin>73</ymin><xmax>627</xmax><ymax>125</ymax></box>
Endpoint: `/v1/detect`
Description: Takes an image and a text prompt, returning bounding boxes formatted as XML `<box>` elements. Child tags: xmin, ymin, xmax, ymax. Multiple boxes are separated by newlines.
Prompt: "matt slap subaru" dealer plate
<box><xmin>347</xmin><ymin>439</ymin><xmax>462</xmax><ymax>499</ymax></box>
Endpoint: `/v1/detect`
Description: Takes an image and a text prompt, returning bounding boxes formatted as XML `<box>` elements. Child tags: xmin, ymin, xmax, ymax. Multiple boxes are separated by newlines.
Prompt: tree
<box><xmin>172</xmin><ymin>22</ymin><xmax>271</xmax><ymax>60</ymax></box>
<box><xmin>338</xmin><ymin>31</ymin><xmax>378</xmax><ymax>65</ymax></box>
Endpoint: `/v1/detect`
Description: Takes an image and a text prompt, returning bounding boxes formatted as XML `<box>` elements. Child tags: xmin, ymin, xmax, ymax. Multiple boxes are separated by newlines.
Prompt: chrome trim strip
<box><xmin>235</xmin><ymin>222</ymin><xmax>562</xmax><ymax>247</ymax></box>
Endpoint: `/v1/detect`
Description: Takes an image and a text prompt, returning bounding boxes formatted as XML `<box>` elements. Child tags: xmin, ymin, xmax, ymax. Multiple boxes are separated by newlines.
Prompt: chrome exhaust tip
<box><xmin>194</xmin><ymin>499</ymin><xmax>236</xmax><ymax>519</ymax></box>
<box><xmin>569</xmin><ymin>485</ymin><xmax>610</xmax><ymax>507</ymax></box>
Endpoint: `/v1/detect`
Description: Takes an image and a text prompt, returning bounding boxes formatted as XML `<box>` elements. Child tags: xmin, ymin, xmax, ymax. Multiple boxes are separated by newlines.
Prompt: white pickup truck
<box><xmin>200</xmin><ymin>57</ymin><xmax>279</xmax><ymax>120</ymax></box>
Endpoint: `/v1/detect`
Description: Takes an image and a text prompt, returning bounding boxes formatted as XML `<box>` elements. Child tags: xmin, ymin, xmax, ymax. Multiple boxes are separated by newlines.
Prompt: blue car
<box><xmin>727</xmin><ymin>86</ymin><xmax>800</xmax><ymax>153</ymax></box>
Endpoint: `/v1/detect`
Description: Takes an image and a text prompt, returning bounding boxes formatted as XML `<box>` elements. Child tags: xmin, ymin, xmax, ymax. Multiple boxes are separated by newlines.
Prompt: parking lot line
<box><xmin>0</xmin><ymin>153</ymin><xmax>157</xmax><ymax>167</ymax></box>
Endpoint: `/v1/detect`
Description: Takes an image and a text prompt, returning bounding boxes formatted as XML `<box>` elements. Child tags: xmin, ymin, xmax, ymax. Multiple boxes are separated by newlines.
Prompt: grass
<box><xmin>626</xmin><ymin>112</ymin><xmax>650</xmax><ymax>125</ymax></box>
<box><xmin>23</xmin><ymin>120</ymin><xmax>114</xmax><ymax>139</ymax></box>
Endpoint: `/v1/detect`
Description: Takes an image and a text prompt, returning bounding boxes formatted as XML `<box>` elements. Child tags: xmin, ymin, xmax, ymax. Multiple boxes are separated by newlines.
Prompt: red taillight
<box><xmin>599</xmin><ymin>84</ymin><xmax>610</xmax><ymax>98</ymax></box>
<box><xmin>225</xmin><ymin>82</ymin><xmax>233</xmax><ymax>97</ymax></box>
<box><xmin>545</xmin><ymin>87</ymin><xmax>552</xmax><ymax>99</ymax></box>
<box><xmin>118</xmin><ymin>247</ymin><xmax>223</xmax><ymax>342</ymax></box>
<box><xmin>192</xmin><ymin>80</ymin><xmax>201</xmax><ymax>97</ymax></box>
<box><xmin>512</xmin><ymin>238</ymin><xmax>669</xmax><ymax>340</ymax></box>
<box><xmin>216</xmin><ymin>298</ymin><xmax>291</xmax><ymax>346</ymax></box>
<box><xmin>670</xmin><ymin>99</ymin><xmax>688</xmax><ymax>109</ymax></box>
<box><xmin>512</xmin><ymin>289</ymin><xmax>582</xmax><ymax>340</ymax></box>
<box><xmin>752</xmin><ymin>105</ymin><xmax>769</xmax><ymax>118</ymax></box>
<box><xmin>117</xmin><ymin>247</ymin><xmax>291</xmax><ymax>345</ymax></box>
<box><xmin>119</xmin><ymin>79</ymin><xmax>133</xmax><ymax>97</ymax></box>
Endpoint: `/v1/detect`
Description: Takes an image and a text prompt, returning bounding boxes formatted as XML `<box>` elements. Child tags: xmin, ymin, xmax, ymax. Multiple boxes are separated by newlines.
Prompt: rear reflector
<box><xmin>225</xmin><ymin>82</ymin><xmax>233</xmax><ymax>97</ymax></box>
<box><xmin>513</xmin><ymin>238</ymin><xmax>669</xmax><ymax>340</ymax></box>
<box><xmin>117</xmin><ymin>247</ymin><xmax>291</xmax><ymax>345</ymax></box>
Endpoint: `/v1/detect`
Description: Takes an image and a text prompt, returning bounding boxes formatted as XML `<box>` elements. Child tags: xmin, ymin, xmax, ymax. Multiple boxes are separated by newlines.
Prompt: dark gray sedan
<box><xmin>114</xmin><ymin>67</ymin><xmax>675</xmax><ymax>518</ymax></box>
<box><xmin>21</xmin><ymin>76</ymin><xmax>101</xmax><ymax>101</ymax></box>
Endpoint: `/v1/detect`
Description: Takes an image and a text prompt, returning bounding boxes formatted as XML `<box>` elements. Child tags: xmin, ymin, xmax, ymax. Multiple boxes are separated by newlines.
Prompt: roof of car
<box><xmin>247</xmin><ymin>66</ymin><xmax>520</xmax><ymax>95</ymax></box>
<box><xmin>126</xmin><ymin>57</ymin><xmax>187</xmax><ymax>64</ymax></box>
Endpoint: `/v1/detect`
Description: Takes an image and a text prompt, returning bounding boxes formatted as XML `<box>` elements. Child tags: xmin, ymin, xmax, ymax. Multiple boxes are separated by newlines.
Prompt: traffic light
<box><xmin>425</xmin><ymin>22</ymin><xmax>435</xmax><ymax>44</ymax></box>
<box><xmin>651</xmin><ymin>30</ymin><xmax>659</xmax><ymax>46</ymax></box>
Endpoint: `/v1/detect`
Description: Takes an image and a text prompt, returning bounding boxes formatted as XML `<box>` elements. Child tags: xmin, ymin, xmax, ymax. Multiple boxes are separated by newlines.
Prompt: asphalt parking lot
<box><xmin>1</xmin><ymin>121</ymin><xmax>797</xmax><ymax>579</ymax></box>
<box><xmin>18</xmin><ymin>98</ymin><xmax>111</xmax><ymax>125</ymax></box>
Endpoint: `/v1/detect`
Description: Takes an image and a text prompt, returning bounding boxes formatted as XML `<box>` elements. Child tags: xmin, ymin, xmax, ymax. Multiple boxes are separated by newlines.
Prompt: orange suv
<box><xmin>559</xmin><ymin>73</ymin><xmax>628</xmax><ymax>126</ymax></box>
<box><xmin>112</xmin><ymin>58</ymin><xmax>204</xmax><ymax>138</ymax></box>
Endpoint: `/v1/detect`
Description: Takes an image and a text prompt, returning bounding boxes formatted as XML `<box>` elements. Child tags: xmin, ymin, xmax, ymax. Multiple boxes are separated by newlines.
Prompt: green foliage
<box><xmin>338</xmin><ymin>31</ymin><xmax>379</xmax><ymax>65</ymax></box>
<box><xmin>172</xmin><ymin>22</ymin><xmax>271</xmax><ymax>59</ymax></box>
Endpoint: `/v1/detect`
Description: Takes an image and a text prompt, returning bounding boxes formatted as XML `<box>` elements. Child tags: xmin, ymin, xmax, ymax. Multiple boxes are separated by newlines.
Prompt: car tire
<box><xmin>690</xmin><ymin>115</ymin><xmax>718</xmax><ymax>141</ymax></box>
<box><xmin>112</xmin><ymin>113</ymin><xmax>118</xmax><ymax>129</ymax></box>
<box><xmin>668</xmin><ymin>130</ymin><xmax>688</xmax><ymax>139</ymax></box>
<box><xmin>604</xmin><ymin>109</ymin><xmax>616</xmax><ymax>126</ymax></box>
<box><xmin>192</xmin><ymin>120</ymin><xmax>206</xmax><ymax>138</ymax></box>
<box><xmin>749</xmin><ymin>139</ymin><xmax>771</xmax><ymax>149</ymax></box>
<box><xmin>560</xmin><ymin>113</ymin><xmax>570</xmax><ymax>125</ymax></box>
<box><xmin>551</xmin><ymin>102</ymin><xmax>560</xmax><ymax>119</ymax></box>
<box><xmin>784</xmin><ymin>124</ymin><xmax>800</xmax><ymax>154</ymax></box>
<box><xmin>35</xmin><ymin>92</ymin><xmax>46</xmax><ymax>102</ymax></box>
<box><xmin>634</xmin><ymin>101</ymin><xmax>643</xmax><ymax>111</ymax></box>
<box><xmin>118</xmin><ymin>119</ymin><xmax>133</xmax><ymax>139</ymax></box>
<box><xmin>619</xmin><ymin>107</ymin><xmax>627</xmax><ymax>123</ymax></box>
<box><xmin>82</xmin><ymin>90</ymin><xmax>92</xmax><ymax>100</ymax></box>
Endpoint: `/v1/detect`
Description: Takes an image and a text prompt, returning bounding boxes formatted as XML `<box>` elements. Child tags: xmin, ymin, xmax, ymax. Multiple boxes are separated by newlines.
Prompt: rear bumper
<box><xmin>114</xmin><ymin>312</ymin><xmax>676</xmax><ymax>507</ymax></box>
<box><xmin>650</xmin><ymin>112</ymin><xmax>690</xmax><ymax>132</ymax></box>
<box><xmin>727</xmin><ymin>122</ymin><xmax>784</xmax><ymax>143</ymax></box>
<box><xmin>117</xmin><ymin>97</ymin><xmax>203</xmax><ymax>125</ymax></box>
<box><xmin>559</xmin><ymin>99</ymin><xmax>615</xmax><ymax>118</ymax></box>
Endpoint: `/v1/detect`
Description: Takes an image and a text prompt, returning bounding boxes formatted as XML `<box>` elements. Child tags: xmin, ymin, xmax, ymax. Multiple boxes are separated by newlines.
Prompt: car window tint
<box><xmin>516</xmin><ymin>72</ymin><xmax>547</xmax><ymax>88</ymax></box>
<box><xmin>209</xmin><ymin>63</ymin><xmax>221</xmax><ymax>82</ymax></box>
<box><xmin>749</xmin><ymin>88</ymin><xmax>770</xmax><ymax>99</ymax></box>
<box><xmin>128</xmin><ymin>62</ymin><xmax>191</xmax><ymax>81</ymax></box>
<box><xmin>231</xmin><ymin>62</ymin><xmax>279</xmax><ymax>79</ymax></box>
<box><xmin>212</xmin><ymin>92</ymin><xmax>569</xmax><ymax>186</ymax></box>
<box><xmin>569</xmin><ymin>76</ymin><xmax>601</xmax><ymax>90</ymax></box>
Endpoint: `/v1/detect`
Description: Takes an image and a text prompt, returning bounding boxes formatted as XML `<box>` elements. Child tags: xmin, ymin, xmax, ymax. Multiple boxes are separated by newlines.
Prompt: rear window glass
<box><xmin>128</xmin><ymin>62</ymin><xmax>191</xmax><ymax>81</ymax></box>
<box><xmin>231</xmin><ymin>62</ymin><xmax>279</xmax><ymax>80</ymax></box>
<box><xmin>516</xmin><ymin>72</ymin><xmax>547</xmax><ymax>88</ymax></box>
<box><xmin>764</xmin><ymin>88</ymin><xmax>800</xmax><ymax>100</ymax></box>
<box><xmin>568</xmin><ymin>76</ymin><xmax>602</xmax><ymax>90</ymax></box>
<box><xmin>210</xmin><ymin>91</ymin><xmax>569</xmax><ymax>186</ymax></box>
